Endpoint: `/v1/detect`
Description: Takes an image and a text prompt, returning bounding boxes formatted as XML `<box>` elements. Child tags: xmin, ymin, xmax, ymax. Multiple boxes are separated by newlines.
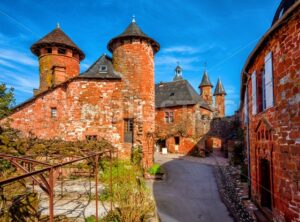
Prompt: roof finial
<box><xmin>204</xmin><ymin>62</ymin><xmax>207</xmax><ymax>71</ymax></box>
<box><xmin>132</xmin><ymin>15</ymin><xmax>136</xmax><ymax>23</ymax></box>
<box><xmin>56</xmin><ymin>22</ymin><xmax>60</xmax><ymax>29</ymax></box>
<box><xmin>177</xmin><ymin>61</ymin><xmax>180</xmax><ymax>66</ymax></box>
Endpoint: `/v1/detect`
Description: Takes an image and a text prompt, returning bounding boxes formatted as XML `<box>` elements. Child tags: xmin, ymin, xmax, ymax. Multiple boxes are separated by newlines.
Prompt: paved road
<box><xmin>152</xmin><ymin>153</ymin><xmax>233</xmax><ymax>222</ymax></box>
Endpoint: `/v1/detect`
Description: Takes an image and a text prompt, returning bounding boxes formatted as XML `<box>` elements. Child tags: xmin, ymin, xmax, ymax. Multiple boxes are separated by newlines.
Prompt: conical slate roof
<box><xmin>107</xmin><ymin>20</ymin><xmax>160</xmax><ymax>53</ymax></box>
<box><xmin>31</xmin><ymin>26</ymin><xmax>85</xmax><ymax>60</ymax></box>
<box><xmin>214</xmin><ymin>78</ymin><xmax>226</xmax><ymax>96</ymax></box>
<box><xmin>199</xmin><ymin>70</ymin><xmax>213</xmax><ymax>88</ymax></box>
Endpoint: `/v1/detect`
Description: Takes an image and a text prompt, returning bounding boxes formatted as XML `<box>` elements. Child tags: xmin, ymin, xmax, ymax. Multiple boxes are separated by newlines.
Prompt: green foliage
<box><xmin>85</xmin><ymin>215</ymin><xmax>96</xmax><ymax>222</ymax></box>
<box><xmin>148</xmin><ymin>163</ymin><xmax>161</xmax><ymax>175</ymax></box>
<box><xmin>0</xmin><ymin>83</ymin><xmax>15</xmax><ymax>119</ymax></box>
<box><xmin>131</xmin><ymin>145</ymin><xmax>143</xmax><ymax>166</ymax></box>
<box><xmin>100</xmin><ymin>160</ymin><xmax>155</xmax><ymax>222</ymax></box>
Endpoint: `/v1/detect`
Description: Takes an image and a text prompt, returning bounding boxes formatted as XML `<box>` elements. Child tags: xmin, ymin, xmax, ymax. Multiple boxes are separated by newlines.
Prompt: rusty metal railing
<box><xmin>0</xmin><ymin>148</ymin><xmax>115</xmax><ymax>222</ymax></box>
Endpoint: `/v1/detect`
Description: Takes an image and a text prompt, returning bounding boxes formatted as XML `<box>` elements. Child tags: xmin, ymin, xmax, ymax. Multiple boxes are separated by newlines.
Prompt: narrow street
<box><xmin>152</xmin><ymin>152</ymin><xmax>233</xmax><ymax>222</ymax></box>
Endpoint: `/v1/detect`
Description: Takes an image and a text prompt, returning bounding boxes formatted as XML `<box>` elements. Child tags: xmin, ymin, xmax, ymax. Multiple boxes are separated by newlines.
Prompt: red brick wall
<box><xmin>111</xmin><ymin>38</ymin><xmax>156</xmax><ymax>167</ymax></box>
<box><xmin>244</xmin><ymin>9</ymin><xmax>300</xmax><ymax>221</ymax></box>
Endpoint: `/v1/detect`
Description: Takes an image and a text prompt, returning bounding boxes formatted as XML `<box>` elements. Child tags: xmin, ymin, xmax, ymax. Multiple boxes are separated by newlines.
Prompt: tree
<box><xmin>0</xmin><ymin>83</ymin><xmax>15</xmax><ymax>119</ymax></box>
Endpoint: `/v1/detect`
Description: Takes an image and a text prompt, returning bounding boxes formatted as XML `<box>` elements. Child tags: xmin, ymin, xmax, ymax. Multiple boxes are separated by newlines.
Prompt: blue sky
<box><xmin>0</xmin><ymin>0</ymin><xmax>280</xmax><ymax>115</ymax></box>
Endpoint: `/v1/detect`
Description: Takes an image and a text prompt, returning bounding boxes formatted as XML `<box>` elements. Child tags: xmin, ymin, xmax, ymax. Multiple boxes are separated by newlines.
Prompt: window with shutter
<box><xmin>264</xmin><ymin>52</ymin><xmax>274</xmax><ymax>108</ymax></box>
<box><xmin>244</xmin><ymin>86</ymin><xmax>248</xmax><ymax>124</ymax></box>
<box><xmin>252</xmin><ymin>71</ymin><xmax>257</xmax><ymax>115</ymax></box>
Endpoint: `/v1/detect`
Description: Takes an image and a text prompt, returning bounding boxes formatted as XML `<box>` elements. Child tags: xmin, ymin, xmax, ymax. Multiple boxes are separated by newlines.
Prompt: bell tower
<box><xmin>31</xmin><ymin>24</ymin><xmax>85</xmax><ymax>95</ymax></box>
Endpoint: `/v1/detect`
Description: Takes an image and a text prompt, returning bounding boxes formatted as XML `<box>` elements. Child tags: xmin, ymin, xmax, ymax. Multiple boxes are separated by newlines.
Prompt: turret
<box><xmin>107</xmin><ymin>17</ymin><xmax>160</xmax><ymax>167</ymax></box>
<box><xmin>173</xmin><ymin>64</ymin><xmax>183</xmax><ymax>81</ymax></box>
<box><xmin>31</xmin><ymin>24</ymin><xmax>85</xmax><ymax>94</ymax></box>
<box><xmin>199</xmin><ymin>69</ymin><xmax>213</xmax><ymax>105</ymax></box>
<box><xmin>214</xmin><ymin>78</ymin><xmax>226</xmax><ymax>117</ymax></box>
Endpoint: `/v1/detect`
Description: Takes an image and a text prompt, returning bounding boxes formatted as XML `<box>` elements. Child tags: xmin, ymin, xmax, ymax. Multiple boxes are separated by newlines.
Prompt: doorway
<box><xmin>260</xmin><ymin>159</ymin><xmax>272</xmax><ymax>210</ymax></box>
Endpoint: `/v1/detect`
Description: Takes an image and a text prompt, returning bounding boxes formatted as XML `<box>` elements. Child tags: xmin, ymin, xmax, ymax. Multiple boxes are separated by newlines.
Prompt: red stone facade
<box><xmin>155</xmin><ymin>105</ymin><xmax>198</xmax><ymax>154</ymax></box>
<box><xmin>2</xmin><ymin>21</ymin><xmax>159</xmax><ymax>168</ymax></box>
<box><xmin>240</xmin><ymin>2</ymin><xmax>300</xmax><ymax>221</ymax></box>
<box><xmin>37</xmin><ymin>47</ymin><xmax>80</xmax><ymax>93</ymax></box>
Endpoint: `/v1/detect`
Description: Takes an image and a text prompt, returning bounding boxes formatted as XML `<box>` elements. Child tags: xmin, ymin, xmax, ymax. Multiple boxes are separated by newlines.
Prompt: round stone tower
<box><xmin>108</xmin><ymin>18</ymin><xmax>160</xmax><ymax>167</ymax></box>
<box><xmin>214</xmin><ymin>78</ymin><xmax>227</xmax><ymax>117</ymax></box>
<box><xmin>199</xmin><ymin>69</ymin><xmax>213</xmax><ymax>105</ymax></box>
<box><xmin>31</xmin><ymin>24</ymin><xmax>85</xmax><ymax>94</ymax></box>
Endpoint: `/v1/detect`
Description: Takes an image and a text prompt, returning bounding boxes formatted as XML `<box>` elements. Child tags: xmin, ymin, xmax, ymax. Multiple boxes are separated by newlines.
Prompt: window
<box><xmin>99</xmin><ymin>65</ymin><xmax>107</xmax><ymax>72</ymax></box>
<box><xmin>46</xmin><ymin>48</ymin><xmax>52</xmax><ymax>53</ymax></box>
<box><xmin>86</xmin><ymin>135</ymin><xmax>97</xmax><ymax>141</ymax></box>
<box><xmin>264</xmin><ymin>52</ymin><xmax>274</xmax><ymax>109</ymax></box>
<box><xmin>124</xmin><ymin>119</ymin><xmax>134</xmax><ymax>143</ymax></box>
<box><xmin>170</xmin><ymin>92</ymin><xmax>175</xmax><ymax>96</ymax></box>
<box><xmin>252</xmin><ymin>51</ymin><xmax>274</xmax><ymax>115</ymax></box>
<box><xmin>165</xmin><ymin>111</ymin><xmax>174</xmax><ymax>123</ymax></box>
<box><xmin>58</xmin><ymin>48</ymin><xmax>66</xmax><ymax>55</ymax></box>
<box><xmin>51</xmin><ymin>107</ymin><xmax>57</xmax><ymax>118</ymax></box>
<box><xmin>175</xmin><ymin>137</ymin><xmax>180</xmax><ymax>145</ymax></box>
<box><xmin>252</xmin><ymin>71</ymin><xmax>257</xmax><ymax>115</ymax></box>
<box><xmin>256</xmin><ymin>69</ymin><xmax>263</xmax><ymax>113</ymax></box>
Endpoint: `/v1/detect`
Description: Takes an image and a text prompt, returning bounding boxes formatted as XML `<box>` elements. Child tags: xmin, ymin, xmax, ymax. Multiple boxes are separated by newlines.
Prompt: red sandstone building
<box><xmin>2</xmin><ymin>17</ymin><xmax>228</xmax><ymax>164</ymax></box>
<box><xmin>240</xmin><ymin>0</ymin><xmax>300</xmax><ymax>220</ymax></box>
<box><xmin>155</xmin><ymin>66</ymin><xmax>226</xmax><ymax>154</ymax></box>
<box><xmin>3</xmin><ymin>19</ymin><xmax>159</xmax><ymax>167</ymax></box>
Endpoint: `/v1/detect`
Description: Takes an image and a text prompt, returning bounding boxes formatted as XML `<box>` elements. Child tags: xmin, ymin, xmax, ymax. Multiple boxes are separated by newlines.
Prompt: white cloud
<box><xmin>162</xmin><ymin>46</ymin><xmax>200</xmax><ymax>54</ymax></box>
<box><xmin>0</xmin><ymin>48</ymin><xmax>37</xmax><ymax>66</ymax></box>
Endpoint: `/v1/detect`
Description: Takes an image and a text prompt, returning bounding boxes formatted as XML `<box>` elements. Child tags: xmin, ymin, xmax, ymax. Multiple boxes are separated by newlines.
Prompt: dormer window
<box><xmin>99</xmin><ymin>65</ymin><xmax>107</xmax><ymax>72</ymax></box>
<box><xmin>58</xmin><ymin>48</ymin><xmax>66</xmax><ymax>55</ymax></box>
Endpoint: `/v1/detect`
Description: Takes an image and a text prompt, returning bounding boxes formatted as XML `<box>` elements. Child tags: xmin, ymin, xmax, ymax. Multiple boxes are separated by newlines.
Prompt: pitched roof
<box><xmin>107</xmin><ymin>21</ymin><xmax>160</xmax><ymax>53</ymax></box>
<box><xmin>199</xmin><ymin>71</ymin><xmax>213</xmax><ymax>87</ymax></box>
<box><xmin>80</xmin><ymin>54</ymin><xmax>121</xmax><ymax>79</ymax></box>
<box><xmin>31</xmin><ymin>27</ymin><xmax>85</xmax><ymax>60</ymax></box>
<box><xmin>155</xmin><ymin>79</ymin><xmax>212</xmax><ymax>110</ymax></box>
<box><xmin>214</xmin><ymin>78</ymin><xmax>226</xmax><ymax>96</ymax></box>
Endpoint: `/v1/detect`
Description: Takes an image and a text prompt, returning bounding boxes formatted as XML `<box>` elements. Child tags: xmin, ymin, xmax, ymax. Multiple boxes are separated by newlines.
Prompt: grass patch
<box><xmin>100</xmin><ymin>160</ymin><xmax>155</xmax><ymax>222</ymax></box>
<box><xmin>148</xmin><ymin>163</ymin><xmax>161</xmax><ymax>175</ymax></box>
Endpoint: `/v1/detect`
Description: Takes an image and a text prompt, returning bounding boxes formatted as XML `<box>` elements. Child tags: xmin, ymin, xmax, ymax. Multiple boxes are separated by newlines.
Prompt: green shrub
<box><xmin>148</xmin><ymin>163</ymin><xmax>161</xmax><ymax>175</ymax></box>
<box><xmin>100</xmin><ymin>160</ymin><xmax>155</xmax><ymax>222</ymax></box>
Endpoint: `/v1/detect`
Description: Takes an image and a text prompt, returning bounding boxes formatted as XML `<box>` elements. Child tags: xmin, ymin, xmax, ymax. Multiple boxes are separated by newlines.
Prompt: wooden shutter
<box><xmin>264</xmin><ymin>52</ymin><xmax>274</xmax><ymax>108</ymax></box>
<box><xmin>244</xmin><ymin>86</ymin><xmax>248</xmax><ymax>124</ymax></box>
<box><xmin>252</xmin><ymin>71</ymin><xmax>257</xmax><ymax>115</ymax></box>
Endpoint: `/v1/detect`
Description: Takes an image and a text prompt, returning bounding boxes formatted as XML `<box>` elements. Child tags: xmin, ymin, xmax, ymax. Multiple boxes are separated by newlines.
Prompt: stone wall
<box><xmin>111</xmin><ymin>38</ymin><xmax>156</xmax><ymax>167</ymax></box>
<box><xmin>243</xmin><ymin>8</ymin><xmax>300</xmax><ymax>221</ymax></box>
<box><xmin>7</xmin><ymin>79</ymin><xmax>129</xmax><ymax>155</ymax></box>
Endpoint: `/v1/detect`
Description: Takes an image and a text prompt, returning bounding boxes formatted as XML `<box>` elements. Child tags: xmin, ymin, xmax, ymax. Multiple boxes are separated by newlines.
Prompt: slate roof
<box><xmin>31</xmin><ymin>27</ymin><xmax>85</xmax><ymax>60</ymax></box>
<box><xmin>199</xmin><ymin>71</ymin><xmax>213</xmax><ymax>87</ymax></box>
<box><xmin>107</xmin><ymin>21</ymin><xmax>160</xmax><ymax>53</ymax></box>
<box><xmin>272</xmin><ymin>0</ymin><xmax>297</xmax><ymax>25</ymax></box>
<box><xmin>155</xmin><ymin>79</ymin><xmax>212</xmax><ymax>110</ymax></box>
<box><xmin>80</xmin><ymin>54</ymin><xmax>121</xmax><ymax>79</ymax></box>
<box><xmin>214</xmin><ymin>78</ymin><xmax>226</xmax><ymax>96</ymax></box>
